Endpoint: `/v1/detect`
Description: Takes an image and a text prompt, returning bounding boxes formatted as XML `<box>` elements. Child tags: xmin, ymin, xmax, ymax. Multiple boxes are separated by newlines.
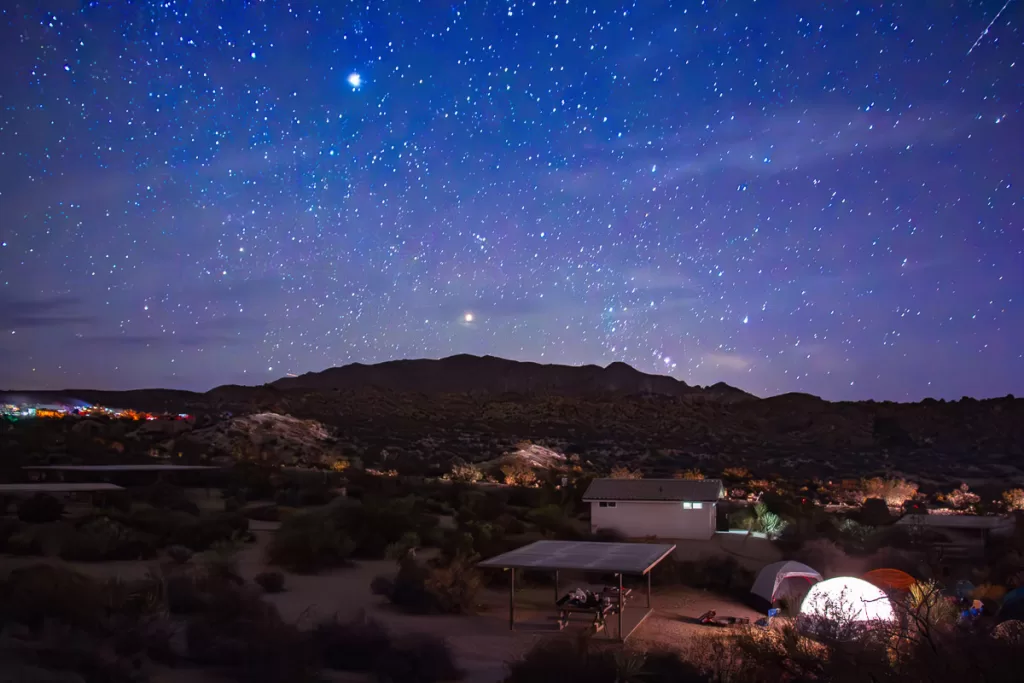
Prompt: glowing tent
<box><xmin>863</xmin><ymin>568</ymin><xmax>917</xmax><ymax>593</ymax></box>
<box><xmin>800</xmin><ymin>576</ymin><xmax>895</xmax><ymax>624</ymax></box>
<box><xmin>751</xmin><ymin>561</ymin><xmax>823</xmax><ymax>609</ymax></box>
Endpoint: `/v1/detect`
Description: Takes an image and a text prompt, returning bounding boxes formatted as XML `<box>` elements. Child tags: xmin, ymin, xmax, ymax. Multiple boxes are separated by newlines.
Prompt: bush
<box><xmin>255</xmin><ymin>570</ymin><xmax>286</xmax><ymax>593</ymax></box>
<box><xmin>114</xmin><ymin>506</ymin><xmax>249</xmax><ymax>552</ymax></box>
<box><xmin>61</xmin><ymin>516</ymin><xmax>157</xmax><ymax>561</ymax></box>
<box><xmin>860</xmin><ymin>498</ymin><xmax>893</xmax><ymax>526</ymax></box>
<box><xmin>373</xmin><ymin>554</ymin><xmax>481</xmax><ymax>615</ymax></box>
<box><xmin>186</xmin><ymin>603</ymin><xmax>320</xmax><ymax>683</ymax></box>
<box><xmin>374</xmin><ymin>632</ymin><xmax>462</xmax><ymax>683</ymax></box>
<box><xmin>267</xmin><ymin>510</ymin><xmax>355</xmax><ymax>573</ymax></box>
<box><xmin>0</xmin><ymin>564</ymin><xmax>109</xmax><ymax>631</ymax></box>
<box><xmin>244</xmin><ymin>503</ymin><xmax>281</xmax><ymax>521</ymax></box>
<box><xmin>312</xmin><ymin>612</ymin><xmax>392</xmax><ymax>672</ymax></box>
<box><xmin>17</xmin><ymin>492</ymin><xmax>64</xmax><ymax>523</ymax></box>
<box><xmin>650</xmin><ymin>555</ymin><xmax>753</xmax><ymax>597</ymax></box>
<box><xmin>506</xmin><ymin>636</ymin><xmax>701</xmax><ymax>683</ymax></box>
<box><xmin>166</xmin><ymin>544</ymin><xmax>194</xmax><ymax>564</ymax></box>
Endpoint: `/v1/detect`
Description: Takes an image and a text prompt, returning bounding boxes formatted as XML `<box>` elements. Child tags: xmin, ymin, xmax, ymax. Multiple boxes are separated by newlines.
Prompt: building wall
<box><xmin>589</xmin><ymin>500</ymin><xmax>716</xmax><ymax>540</ymax></box>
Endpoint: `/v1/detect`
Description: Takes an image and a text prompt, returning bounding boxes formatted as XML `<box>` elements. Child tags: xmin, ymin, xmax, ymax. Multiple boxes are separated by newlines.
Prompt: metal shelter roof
<box><xmin>582</xmin><ymin>478</ymin><xmax>724</xmax><ymax>502</ymax></box>
<box><xmin>23</xmin><ymin>464</ymin><xmax>219</xmax><ymax>472</ymax></box>
<box><xmin>0</xmin><ymin>483</ymin><xmax>125</xmax><ymax>493</ymax></box>
<box><xmin>478</xmin><ymin>540</ymin><xmax>676</xmax><ymax>574</ymax></box>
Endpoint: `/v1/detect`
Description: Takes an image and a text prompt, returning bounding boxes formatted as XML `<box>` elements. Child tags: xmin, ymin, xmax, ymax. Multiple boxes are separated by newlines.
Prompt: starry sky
<box><xmin>0</xmin><ymin>1</ymin><xmax>1021</xmax><ymax>401</ymax></box>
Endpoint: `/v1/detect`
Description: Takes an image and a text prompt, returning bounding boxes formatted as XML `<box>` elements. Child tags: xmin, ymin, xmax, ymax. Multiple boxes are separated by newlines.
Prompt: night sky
<box><xmin>0</xmin><ymin>1</ymin><xmax>1021</xmax><ymax>401</ymax></box>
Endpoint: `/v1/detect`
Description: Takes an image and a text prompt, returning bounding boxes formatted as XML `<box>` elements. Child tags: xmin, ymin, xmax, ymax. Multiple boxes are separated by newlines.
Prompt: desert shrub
<box><xmin>386</xmin><ymin>531</ymin><xmax>422</xmax><ymax>559</ymax></box>
<box><xmin>0</xmin><ymin>621</ymin><xmax>151</xmax><ymax>683</ymax></box>
<box><xmin>860</xmin><ymin>498</ymin><xmax>893</xmax><ymax>526</ymax></box>
<box><xmin>201</xmin><ymin>538</ymin><xmax>244</xmax><ymax>584</ymax></box>
<box><xmin>448</xmin><ymin>461</ymin><xmax>482</xmax><ymax>484</ymax></box>
<box><xmin>944</xmin><ymin>483</ymin><xmax>981</xmax><ymax>510</ymax></box>
<box><xmin>1001</xmin><ymin>488</ymin><xmax>1024</xmax><ymax>512</ymax></box>
<box><xmin>528</xmin><ymin>504</ymin><xmax>576</xmax><ymax>535</ymax></box>
<box><xmin>0</xmin><ymin>564</ymin><xmax>110</xmax><ymax>631</ymax></box>
<box><xmin>244</xmin><ymin>503</ymin><xmax>281</xmax><ymax>521</ymax></box>
<box><xmin>255</xmin><ymin>570</ymin><xmax>286</xmax><ymax>593</ymax></box>
<box><xmin>374</xmin><ymin>632</ymin><xmax>462</xmax><ymax>683</ymax></box>
<box><xmin>17</xmin><ymin>492</ymin><xmax>64</xmax><ymax>523</ymax></box>
<box><xmin>312</xmin><ymin>612</ymin><xmax>392</xmax><ymax>671</ymax></box>
<box><xmin>858</xmin><ymin>477</ymin><xmax>919</xmax><ymax>507</ymax></box>
<box><xmin>61</xmin><ymin>516</ymin><xmax>157</xmax><ymax>561</ymax></box>
<box><xmin>166</xmin><ymin>544</ymin><xmax>193</xmax><ymax>564</ymax></box>
<box><xmin>373</xmin><ymin>553</ymin><xmax>481</xmax><ymax>615</ymax></box>
<box><xmin>113</xmin><ymin>506</ymin><xmax>249</xmax><ymax>552</ymax></box>
<box><xmin>267</xmin><ymin>509</ymin><xmax>355</xmax><ymax>572</ymax></box>
<box><xmin>722</xmin><ymin>466</ymin><xmax>751</xmax><ymax>480</ymax></box>
<box><xmin>609</xmin><ymin>465</ymin><xmax>643</xmax><ymax>480</ymax></box>
<box><xmin>674</xmin><ymin>468</ymin><xmax>705</xmax><ymax>480</ymax></box>
<box><xmin>753</xmin><ymin>501</ymin><xmax>787</xmax><ymax>539</ymax></box>
<box><xmin>186</xmin><ymin>600</ymin><xmax>319</xmax><ymax>683</ymax></box>
<box><xmin>728</xmin><ymin>506</ymin><xmax>756</xmax><ymax>530</ymax></box>
<box><xmin>0</xmin><ymin>517</ymin><xmax>27</xmax><ymax>551</ymax></box>
<box><xmin>793</xmin><ymin>539</ymin><xmax>851</xmax><ymax>578</ymax></box>
<box><xmin>649</xmin><ymin>555</ymin><xmax>753</xmax><ymax>597</ymax></box>
<box><xmin>506</xmin><ymin>636</ymin><xmax>702</xmax><ymax>683</ymax></box>
<box><xmin>501</xmin><ymin>460</ymin><xmax>538</xmax><ymax>487</ymax></box>
<box><xmin>495</xmin><ymin>513</ymin><xmax>527</xmax><ymax>535</ymax></box>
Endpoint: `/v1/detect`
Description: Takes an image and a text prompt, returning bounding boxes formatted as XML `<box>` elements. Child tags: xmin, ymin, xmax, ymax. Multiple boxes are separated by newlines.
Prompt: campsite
<box><xmin>1</xmin><ymin>457</ymin><xmax>1023</xmax><ymax>683</ymax></box>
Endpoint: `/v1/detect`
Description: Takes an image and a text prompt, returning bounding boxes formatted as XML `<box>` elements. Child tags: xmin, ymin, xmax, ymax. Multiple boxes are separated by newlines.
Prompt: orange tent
<box><xmin>863</xmin><ymin>568</ymin><xmax>917</xmax><ymax>592</ymax></box>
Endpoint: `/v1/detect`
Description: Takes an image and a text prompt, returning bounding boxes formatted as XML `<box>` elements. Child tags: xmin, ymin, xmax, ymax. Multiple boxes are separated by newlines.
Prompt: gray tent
<box><xmin>751</xmin><ymin>560</ymin><xmax>822</xmax><ymax>608</ymax></box>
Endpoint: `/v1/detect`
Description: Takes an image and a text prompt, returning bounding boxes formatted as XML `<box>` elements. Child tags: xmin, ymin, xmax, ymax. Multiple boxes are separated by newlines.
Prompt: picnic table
<box><xmin>555</xmin><ymin>587</ymin><xmax>633</xmax><ymax>632</ymax></box>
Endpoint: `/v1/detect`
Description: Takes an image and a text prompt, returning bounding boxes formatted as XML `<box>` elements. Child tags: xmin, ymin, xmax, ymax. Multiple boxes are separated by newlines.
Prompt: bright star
<box><xmin>347</xmin><ymin>72</ymin><xmax>362</xmax><ymax>88</ymax></box>
<box><xmin>463</xmin><ymin>313</ymin><xmax>474</xmax><ymax>323</ymax></box>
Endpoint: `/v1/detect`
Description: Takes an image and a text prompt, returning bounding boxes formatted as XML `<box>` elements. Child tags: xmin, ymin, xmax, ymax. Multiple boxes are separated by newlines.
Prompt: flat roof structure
<box><xmin>479</xmin><ymin>540</ymin><xmax>676</xmax><ymax>641</ymax></box>
<box><xmin>0</xmin><ymin>483</ymin><xmax>124</xmax><ymax>493</ymax></box>
<box><xmin>23</xmin><ymin>465</ymin><xmax>219</xmax><ymax>472</ymax></box>
<box><xmin>478</xmin><ymin>540</ymin><xmax>676</xmax><ymax>574</ymax></box>
<box><xmin>895</xmin><ymin>514</ymin><xmax>1015</xmax><ymax>531</ymax></box>
<box><xmin>583</xmin><ymin>478</ymin><xmax>724</xmax><ymax>502</ymax></box>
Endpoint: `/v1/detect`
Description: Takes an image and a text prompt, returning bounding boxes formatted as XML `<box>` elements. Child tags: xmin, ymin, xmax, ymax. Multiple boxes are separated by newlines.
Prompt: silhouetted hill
<box><xmin>269</xmin><ymin>354</ymin><xmax>756</xmax><ymax>399</ymax></box>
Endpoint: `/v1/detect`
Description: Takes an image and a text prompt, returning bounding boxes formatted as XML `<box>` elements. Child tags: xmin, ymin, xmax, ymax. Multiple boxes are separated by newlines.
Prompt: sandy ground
<box><xmin>0</xmin><ymin>523</ymin><xmax>767</xmax><ymax>683</ymax></box>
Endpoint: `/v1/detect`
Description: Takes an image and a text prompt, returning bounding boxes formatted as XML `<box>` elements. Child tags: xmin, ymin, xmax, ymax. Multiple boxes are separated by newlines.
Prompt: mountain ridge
<box><xmin>266</xmin><ymin>354</ymin><xmax>756</xmax><ymax>399</ymax></box>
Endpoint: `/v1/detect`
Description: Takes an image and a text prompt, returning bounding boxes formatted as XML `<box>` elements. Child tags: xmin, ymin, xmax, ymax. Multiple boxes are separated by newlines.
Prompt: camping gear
<box><xmin>696</xmin><ymin>610</ymin><xmax>750</xmax><ymax>627</ymax></box>
<box><xmin>863</xmin><ymin>568</ymin><xmax>917</xmax><ymax>593</ymax></box>
<box><xmin>555</xmin><ymin>586</ymin><xmax>632</xmax><ymax>632</ymax></box>
<box><xmin>751</xmin><ymin>561</ymin><xmax>823</xmax><ymax>610</ymax></box>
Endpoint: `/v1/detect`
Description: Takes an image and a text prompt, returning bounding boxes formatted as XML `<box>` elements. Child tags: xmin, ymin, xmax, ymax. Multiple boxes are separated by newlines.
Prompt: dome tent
<box><xmin>799</xmin><ymin>576</ymin><xmax>895</xmax><ymax>628</ymax></box>
<box><xmin>997</xmin><ymin>587</ymin><xmax>1024</xmax><ymax>623</ymax></box>
<box><xmin>751</xmin><ymin>561</ymin><xmax>823</xmax><ymax>610</ymax></box>
<box><xmin>863</xmin><ymin>568</ymin><xmax>917</xmax><ymax>593</ymax></box>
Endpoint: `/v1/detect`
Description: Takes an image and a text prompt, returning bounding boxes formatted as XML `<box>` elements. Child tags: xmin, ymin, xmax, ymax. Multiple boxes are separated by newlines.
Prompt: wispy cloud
<box><xmin>702</xmin><ymin>351</ymin><xmax>753</xmax><ymax>371</ymax></box>
<box><xmin>0</xmin><ymin>295</ymin><xmax>95</xmax><ymax>330</ymax></box>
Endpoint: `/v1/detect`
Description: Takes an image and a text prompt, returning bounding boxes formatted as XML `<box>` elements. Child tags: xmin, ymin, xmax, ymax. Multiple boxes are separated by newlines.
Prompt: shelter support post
<box><xmin>509</xmin><ymin>569</ymin><xmax>515</xmax><ymax>631</ymax></box>
<box><xmin>647</xmin><ymin>571</ymin><xmax>651</xmax><ymax>608</ymax></box>
<box><xmin>618</xmin><ymin>572</ymin><xmax>624</xmax><ymax>641</ymax></box>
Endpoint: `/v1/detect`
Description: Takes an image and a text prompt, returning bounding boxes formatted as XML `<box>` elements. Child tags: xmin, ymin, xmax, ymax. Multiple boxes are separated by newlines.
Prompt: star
<box><xmin>347</xmin><ymin>72</ymin><xmax>362</xmax><ymax>89</ymax></box>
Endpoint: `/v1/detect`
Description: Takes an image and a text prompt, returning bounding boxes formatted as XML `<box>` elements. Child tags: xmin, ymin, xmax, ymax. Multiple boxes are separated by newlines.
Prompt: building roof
<box><xmin>0</xmin><ymin>483</ymin><xmax>125</xmax><ymax>493</ymax></box>
<box><xmin>895</xmin><ymin>514</ymin><xmax>1015</xmax><ymax>531</ymax></box>
<box><xmin>478</xmin><ymin>540</ymin><xmax>677</xmax><ymax>574</ymax></box>
<box><xmin>582</xmin><ymin>478</ymin><xmax>724</xmax><ymax>502</ymax></box>
<box><xmin>23</xmin><ymin>464</ymin><xmax>219</xmax><ymax>472</ymax></box>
